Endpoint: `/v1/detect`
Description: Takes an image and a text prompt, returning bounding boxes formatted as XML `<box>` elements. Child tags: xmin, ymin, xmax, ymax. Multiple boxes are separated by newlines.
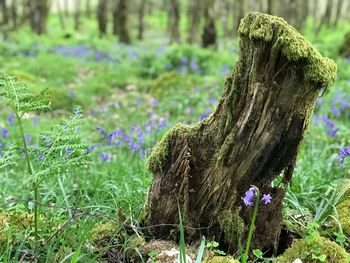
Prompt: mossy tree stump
<box><xmin>142</xmin><ymin>12</ymin><xmax>336</xmax><ymax>253</ymax></box>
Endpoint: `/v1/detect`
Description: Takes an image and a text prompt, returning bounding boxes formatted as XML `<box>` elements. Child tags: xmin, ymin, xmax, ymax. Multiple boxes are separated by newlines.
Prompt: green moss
<box><xmin>336</xmin><ymin>182</ymin><xmax>350</xmax><ymax>236</ymax></box>
<box><xmin>146</xmin><ymin>123</ymin><xmax>191</xmax><ymax>172</ymax></box>
<box><xmin>90</xmin><ymin>221</ymin><xmax>124</xmax><ymax>250</ymax></box>
<box><xmin>147</xmin><ymin>71</ymin><xmax>193</xmax><ymax>99</ymax></box>
<box><xmin>239</xmin><ymin>12</ymin><xmax>336</xmax><ymax>88</ymax></box>
<box><xmin>203</xmin><ymin>256</ymin><xmax>239</xmax><ymax>263</ymax></box>
<box><xmin>0</xmin><ymin>211</ymin><xmax>37</xmax><ymax>244</ymax></box>
<box><xmin>276</xmin><ymin>235</ymin><xmax>349</xmax><ymax>263</ymax></box>
<box><xmin>218</xmin><ymin>209</ymin><xmax>244</xmax><ymax>248</ymax></box>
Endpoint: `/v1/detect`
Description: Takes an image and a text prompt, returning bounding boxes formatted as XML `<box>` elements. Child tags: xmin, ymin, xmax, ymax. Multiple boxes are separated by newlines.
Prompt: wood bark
<box><xmin>97</xmin><ymin>0</ymin><xmax>107</xmax><ymax>37</ymax></box>
<box><xmin>333</xmin><ymin>0</ymin><xmax>344</xmax><ymax>27</ymax></box>
<box><xmin>316</xmin><ymin>0</ymin><xmax>333</xmax><ymax>34</ymax></box>
<box><xmin>187</xmin><ymin>0</ymin><xmax>202</xmax><ymax>44</ymax></box>
<box><xmin>29</xmin><ymin>0</ymin><xmax>50</xmax><ymax>34</ymax></box>
<box><xmin>113</xmin><ymin>0</ymin><xmax>131</xmax><ymax>44</ymax></box>
<box><xmin>168</xmin><ymin>0</ymin><xmax>180</xmax><ymax>43</ymax></box>
<box><xmin>201</xmin><ymin>0</ymin><xmax>216</xmax><ymax>47</ymax></box>
<box><xmin>0</xmin><ymin>0</ymin><xmax>8</xmax><ymax>25</ymax></box>
<box><xmin>142</xmin><ymin>12</ymin><xmax>336</xmax><ymax>254</ymax></box>
<box><xmin>138</xmin><ymin>0</ymin><xmax>147</xmax><ymax>40</ymax></box>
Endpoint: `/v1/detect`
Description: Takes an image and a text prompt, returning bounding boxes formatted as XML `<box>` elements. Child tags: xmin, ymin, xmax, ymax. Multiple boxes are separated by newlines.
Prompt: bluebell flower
<box><xmin>24</xmin><ymin>133</ymin><xmax>30</xmax><ymax>145</ymax></box>
<box><xmin>180</xmin><ymin>56</ymin><xmax>189</xmax><ymax>65</ymax></box>
<box><xmin>316</xmin><ymin>97</ymin><xmax>323</xmax><ymax>106</ymax></box>
<box><xmin>2</xmin><ymin>128</ymin><xmax>9</xmax><ymax>139</ymax></box>
<box><xmin>190</xmin><ymin>58</ymin><xmax>200</xmax><ymax>74</ymax></box>
<box><xmin>322</xmin><ymin>115</ymin><xmax>339</xmax><ymax>138</ymax></box>
<box><xmin>8</xmin><ymin>113</ymin><xmax>14</xmax><ymax>126</ymax></box>
<box><xmin>96</xmin><ymin>127</ymin><xmax>107</xmax><ymax>140</ymax></box>
<box><xmin>339</xmin><ymin>146</ymin><xmax>350</xmax><ymax>166</ymax></box>
<box><xmin>65</xmin><ymin>148</ymin><xmax>72</xmax><ymax>155</ymax></box>
<box><xmin>261</xmin><ymin>194</ymin><xmax>272</xmax><ymax>204</ymax></box>
<box><xmin>32</xmin><ymin>118</ymin><xmax>40</xmax><ymax>127</ymax></box>
<box><xmin>198</xmin><ymin>109</ymin><xmax>211</xmax><ymax>121</ymax></box>
<box><xmin>242</xmin><ymin>186</ymin><xmax>257</xmax><ymax>206</ymax></box>
<box><xmin>86</xmin><ymin>145</ymin><xmax>95</xmax><ymax>153</ymax></box>
<box><xmin>330</xmin><ymin>104</ymin><xmax>340</xmax><ymax>117</ymax></box>
<box><xmin>68</xmin><ymin>91</ymin><xmax>77</xmax><ymax>100</ymax></box>
<box><xmin>39</xmin><ymin>153</ymin><xmax>45</xmax><ymax>161</ymax></box>
<box><xmin>100</xmin><ymin>152</ymin><xmax>110</xmax><ymax>162</ymax></box>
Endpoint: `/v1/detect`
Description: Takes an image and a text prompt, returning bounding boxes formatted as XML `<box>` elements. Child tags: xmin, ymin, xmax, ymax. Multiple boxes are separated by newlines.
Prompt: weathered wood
<box><xmin>142</xmin><ymin>12</ymin><xmax>336</xmax><ymax>253</ymax></box>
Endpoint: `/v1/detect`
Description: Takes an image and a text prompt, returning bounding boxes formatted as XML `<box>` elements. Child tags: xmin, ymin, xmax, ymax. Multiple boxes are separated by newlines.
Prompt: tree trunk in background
<box><xmin>86</xmin><ymin>0</ymin><xmax>91</xmax><ymax>17</ymax></box>
<box><xmin>296</xmin><ymin>0</ymin><xmax>309</xmax><ymax>30</ymax></box>
<box><xmin>64</xmin><ymin>0</ymin><xmax>69</xmax><ymax>16</ymax></box>
<box><xmin>316</xmin><ymin>0</ymin><xmax>333</xmax><ymax>34</ymax></box>
<box><xmin>0</xmin><ymin>0</ymin><xmax>8</xmax><ymax>25</ymax></box>
<box><xmin>29</xmin><ymin>0</ymin><xmax>50</xmax><ymax>34</ymax></box>
<box><xmin>168</xmin><ymin>0</ymin><xmax>180</xmax><ymax>43</ymax></box>
<box><xmin>220</xmin><ymin>0</ymin><xmax>231</xmax><ymax>39</ymax></box>
<box><xmin>138</xmin><ymin>0</ymin><xmax>147</xmax><ymax>40</ymax></box>
<box><xmin>232</xmin><ymin>0</ymin><xmax>246</xmax><ymax>37</ymax></box>
<box><xmin>74</xmin><ymin>0</ymin><xmax>81</xmax><ymax>31</ymax></box>
<box><xmin>187</xmin><ymin>0</ymin><xmax>201</xmax><ymax>44</ymax></box>
<box><xmin>142</xmin><ymin>12</ymin><xmax>336</xmax><ymax>255</ymax></box>
<box><xmin>333</xmin><ymin>0</ymin><xmax>344</xmax><ymax>27</ymax></box>
<box><xmin>97</xmin><ymin>0</ymin><xmax>107</xmax><ymax>37</ymax></box>
<box><xmin>202</xmin><ymin>0</ymin><xmax>216</xmax><ymax>47</ymax></box>
<box><xmin>10</xmin><ymin>0</ymin><xmax>16</xmax><ymax>29</ymax></box>
<box><xmin>114</xmin><ymin>0</ymin><xmax>131</xmax><ymax>44</ymax></box>
<box><xmin>267</xmin><ymin>0</ymin><xmax>273</xmax><ymax>14</ymax></box>
<box><xmin>57</xmin><ymin>0</ymin><xmax>66</xmax><ymax>31</ymax></box>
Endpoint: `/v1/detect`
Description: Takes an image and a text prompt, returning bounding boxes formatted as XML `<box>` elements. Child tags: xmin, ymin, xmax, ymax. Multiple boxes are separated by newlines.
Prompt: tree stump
<box><xmin>142</xmin><ymin>12</ymin><xmax>336</xmax><ymax>253</ymax></box>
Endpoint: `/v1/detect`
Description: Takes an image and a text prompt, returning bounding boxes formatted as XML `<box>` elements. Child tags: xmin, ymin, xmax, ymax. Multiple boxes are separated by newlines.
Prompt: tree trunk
<box><xmin>0</xmin><ymin>0</ymin><xmax>8</xmax><ymax>25</ymax></box>
<box><xmin>142</xmin><ymin>12</ymin><xmax>336</xmax><ymax>255</ymax></box>
<box><xmin>29</xmin><ymin>0</ymin><xmax>50</xmax><ymax>34</ymax></box>
<box><xmin>232</xmin><ymin>0</ymin><xmax>246</xmax><ymax>37</ymax></box>
<box><xmin>201</xmin><ymin>0</ymin><xmax>216</xmax><ymax>48</ymax></box>
<box><xmin>64</xmin><ymin>0</ymin><xmax>69</xmax><ymax>16</ymax></box>
<box><xmin>186</xmin><ymin>0</ymin><xmax>201</xmax><ymax>44</ymax></box>
<box><xmin>316</xmin><ymin>0</ymin><xmax>333</xmax><ymax>34</ymax></box>
<box><xmin>267</xmin><ymin>0</ymin><xmax>273</xmax><ymax>14</ymax></box>
<box><xmin>333</xmin><ymin>0</ymin><xmax>344</xmax><ymax>27</ymax></box>
<box><xmin>74</xmin><ymin>0</ymin><xmax>81</xmax><ymax>31</ymax></box>
<box><xmin>10</xmin><ymin>0</ymin><xmax>16</xmax><ymax>29</ymax></box>
<box><xmin>138</xmin><ymin>0</ymin><xmax>147</xmax><ymax>40</ymax></box>
<box><xmin>113</xmin><ymin>0</ymin><xmax>131</xmax><ymax>44</ymax></box>
<box><xmin>168</xmin><ymin>0</ymin><xmax>180</xmax><ymax>43</ymax></box>
<box><xmin>220</xmin><ymin>0</ymin><xmax>231</xmax><ymax>39</ymax></box>
<box><xmin>97</xmin><ymin>0</ymin><xmax>107</xmax><ymax>37</ymax></box>
<box><xmin>56</xmin><ymin>0</ymin><xmax>66</xmax><ymax>30</ymax></box>
<box><xmin>86</xmin><ymin>0</ymin><xmax>91</xmax><ymax>17</ymax></box>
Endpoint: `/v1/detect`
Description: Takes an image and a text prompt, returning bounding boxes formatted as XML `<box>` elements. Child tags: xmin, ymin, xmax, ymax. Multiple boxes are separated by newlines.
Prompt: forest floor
<box><xmin>0</xmin><ymin>17</ymin><xmax>350</xmax><ymax>262</ymax></box>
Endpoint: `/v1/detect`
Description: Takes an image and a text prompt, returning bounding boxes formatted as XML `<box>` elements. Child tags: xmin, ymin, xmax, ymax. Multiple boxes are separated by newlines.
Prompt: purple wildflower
<box><xmin>68</xmin><ymin>91</ymin><xmax>77</xmax><ymax>100</ymax></box>
<box><xmin>86</xmin><ymin>145</ymin><xmax>95</xmax><ymax>153</ymax></box>
<box><xmin>190</xmin><ymin>58</ymin><xmax>200</xmax><ymax>74</ymax></box>
<box><xmin>2</xmin><ymin>128</ymin><xmax>9</xmax><ymax>139</ymax></box>
<box><xmin>242</xmin><ymin>186</ymin><xmax>257</xmax><ymax>206</ymax></box>
<box><xmin>100</xmin><ymin>152</ymin><xmax>110</xmax><ymax>162</ymax></box>
<box><xmin>330</xmin><ymin>105</ymin><xmax>340</xmax><ymax>117</ymax></box>
<box><xmin>261</xmin><ymin>194</ymin><xmax>272</xmax><ymax>204</ymax></box>
<box><xmin>24</xmin><ymin>133</ymin><xmax>30</xmax><ymax>145</ymax></box>
<box><xmin>32</xmin><ymin>118</ymin><xmax>40</xmax><ymax>127</ymax></box>
<box><xmin>96</xmin><ymin>127</ymin><xmax>107</xmax><ymax>140</ymax></box>
<box><xmin>39</xmin><ymin>153</ymin><xmax>45</xmax><ymax>161</ymax></box>
<box><xmin>8</xmin><ymin>113</ymin><xmax>14</xmax><ymax>126</ymax></box>
<box><xmin>65</xmin><ymin>148</ymin><xmax>72</xmax><ymax>155</ymax></box>
<box><xmin>339</xmin><ymin>146</ymin><xmax>350</xmax><ymax>166</ymax></box>
<box><xmin>321</xmin><ymin>115</ymin><xmax>339</xmax><ymax>138</ymax></box>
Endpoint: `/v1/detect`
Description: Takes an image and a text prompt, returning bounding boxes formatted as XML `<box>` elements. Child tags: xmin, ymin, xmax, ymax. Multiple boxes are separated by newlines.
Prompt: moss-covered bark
<box><xmin>142</xmin><ymin>12</ymin><xmax>336</xmax><ymax>254</ymax></box>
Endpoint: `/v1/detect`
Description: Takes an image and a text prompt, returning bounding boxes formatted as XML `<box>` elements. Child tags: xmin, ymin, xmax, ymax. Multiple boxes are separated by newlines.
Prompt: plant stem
<box><xmin>242</xmin><ymin>188</ymin><xmax>260</xmax><ymax>263</ymax></box>
<box><xmin>16</xmin><ymin>113</ymin><xmax>39</xmax><ymax>240</ymax></box>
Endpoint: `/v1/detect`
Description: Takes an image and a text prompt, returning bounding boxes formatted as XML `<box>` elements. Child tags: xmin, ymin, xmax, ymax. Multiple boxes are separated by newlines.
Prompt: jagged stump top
<box><xmin>239</xmin><ymin>12</ymin><xmax>336</xmax><ymax>88</ymax></box>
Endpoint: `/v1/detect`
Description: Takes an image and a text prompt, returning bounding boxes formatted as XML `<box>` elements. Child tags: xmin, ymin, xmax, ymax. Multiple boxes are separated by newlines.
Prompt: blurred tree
<box><xmin>267</xmin><ymin>0</ymin><xmax>273</xmax><ymax>14</ymax></box>
<box><xmin>86</xmin><ymin>0</ymin><xmax>91</xmax><ymax>17</ymax></box>
<box><xmin>202</xmin><ymin>0</ymin><xmax>216</xmax><ymax>47</ymax></box>
<box><xmin>10</xmin><ymin>0</ymin><xmax>16</xmax><ymax>29</ymax></box>
<box><xmin>64</xmin><ymin>0</ymin><xmax>69</xmax><ymax>16</ymax></box>
<box><xmin>29</xmin><ymin>0</ymin><xmax>50</xmax><ymax>34</ymax></box>
<box><xmin>113</xmin><ymin>0</ymin><xmax>131</xmax><ymax>44</ymax></box>
<box><xmin>187</xmin><ymin>0</ymin><xmax>202</xmax><ymax>44</ymax></box>
<box><xmin>0</xmin><ymin>0</ymin><xmax>8</xmax><ymax>25</ymax></box>
<box><xmin>97</xmin><ymin>0</ymin><xmax>107</xmax><ymax>36</ymax></box>
<box><xmin>74</xmin><ymin>0</ymin><xmax>81</xmax><ymax>30</ymax></box>
<box><xmin>220</xmin><ymin>0</ymin><xmax>231</xmax><ymax>39</ymax></box>
<box><xmin>56</xmin><ymin>0</ymin><xmax>66</xmax><ymax>30</ymax></box>
<box><xmin>333</xmin><ymin>0</ymin><xmax>344</xmax><ymax>27</ymax></box>
<box><xmin>168</xmin><ymin>0</ymin><xmax>180</xmax><ymax>43</ymax></box>
<box><xmin>138</xmin><ymin>0</ymin><xmax>147</xmax><ymax>40</ymax></box>
<box><xmin>232</xmin><ymin>0</ymin><xmax>247</xmax><ymax>37</ymax></box>
<box><xmin>316</xmin><ymin>0</ymin><xmax>334</xmax><ymax>34</ymax></box>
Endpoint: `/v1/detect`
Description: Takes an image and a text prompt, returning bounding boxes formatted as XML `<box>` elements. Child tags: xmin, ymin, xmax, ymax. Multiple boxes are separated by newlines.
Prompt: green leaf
<box><xmin>253</xmin><ymin>249</ymin><xmax>263</xmax><ymax>259</ymax></box>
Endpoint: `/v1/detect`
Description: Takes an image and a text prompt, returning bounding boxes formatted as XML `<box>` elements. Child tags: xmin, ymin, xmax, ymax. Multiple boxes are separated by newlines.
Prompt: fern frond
<box><xmin>0</xmin><ymin>74</ymin><xmax>50</xmax><ymax>115</ymax></box>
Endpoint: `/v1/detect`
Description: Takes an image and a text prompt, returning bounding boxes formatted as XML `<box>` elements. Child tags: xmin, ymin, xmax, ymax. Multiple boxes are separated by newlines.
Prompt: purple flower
<box><xmin>339</xmin><ymin>146</ymin><xmax>350</xmax><ymax>166</ymax></box>
<box><xmin>322</xmin><ymin>115</ymin><xmax>339</xmax><ymax>138</ymax></box>
<box><xmin>65</xmin><ymin>148</ymin><xmax>72</xmax><ymax>155</ymax></box>
<box><xmin>330</xmin><ymin>105</ymin><xmax>340</xmax><ymax>117</ymax></box>
<box><xmin>86</xmin><ymin>145</ymin><xmax>95</xmax><ymax>153</ymax></box>
<box><xmin>24</xmin><ymin>133</ymin><xmax>30</xmax><ymax>145</ymax></box>
<box><xmin>242</xmin><ymin>186</ymin><xmax>257</xmax><ymax>206</ymax></box>
<box><xmin>2</xmin><ymin>128</ymin><xmax>9</xmax><ymax>139</ymax></box>
<box><xmin>316</xmin><ymin>98</ymin><xmax>323</xmax><ymax>106</ymax></box>
<box><xmin>100</xmin><ymin>152</ymin><xmax>110</xmax><ymax>162</ymax></box>
<box><xmin>261</xmin><ymin>194</ymin><xmax>272</xmax><ymax>204</ymax></box>
<box><xmin>39</xmin><ymin>153</ymin><xmax>45</xmax><ymax>161</ymax></box>
<box><xmin>96</xmin><ymin>127</ymin><xmax>107</xmax><ymax>140</ymax></box>
<box><xmin>68</xmin><ymin>91</ymin><xmax>77</xmax><ymax>100</ymax></box>
<box><xmin>190</xmin><ymin>58</ymin><xmax>200</xmax><ymax>74</ymax></box>
<box><xmin>32</xmin><ymin>118</ymin><xmax>40</xmax><ymax>127</ymax></box>
<box><xmin>8</xmin><ymin>113</ymin><xmax>15</xmax><ymax>126</ymax></box>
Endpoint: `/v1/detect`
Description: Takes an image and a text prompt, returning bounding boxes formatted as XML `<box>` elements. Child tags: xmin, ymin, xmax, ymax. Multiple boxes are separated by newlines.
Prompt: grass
<box><xmin>0</xmin><ymin>13</ymin><xmax>350</xmax><ymax>262</ymax></box>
